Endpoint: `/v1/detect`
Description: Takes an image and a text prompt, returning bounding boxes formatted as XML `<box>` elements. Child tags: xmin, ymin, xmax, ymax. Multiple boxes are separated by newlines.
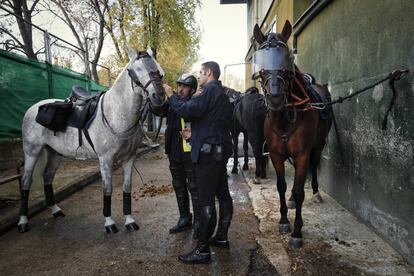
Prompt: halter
<box><xmin>127</xmin><ymin>51</ymin><xmax>163</xmax><ymax>97</ymax></box>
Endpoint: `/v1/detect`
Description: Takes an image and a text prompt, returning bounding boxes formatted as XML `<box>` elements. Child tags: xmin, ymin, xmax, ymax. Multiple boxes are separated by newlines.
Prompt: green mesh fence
<box><xmin>0</xmin><ymin>50</ymin><xmax>108</xmax><ymax>139</ymax></box>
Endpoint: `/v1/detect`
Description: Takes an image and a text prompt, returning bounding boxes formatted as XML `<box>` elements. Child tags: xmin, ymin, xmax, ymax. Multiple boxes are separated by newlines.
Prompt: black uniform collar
<box><xmin>203</xmin><ymin>80</ymin><xmax>222</xmax><ymax>89</ymax></box>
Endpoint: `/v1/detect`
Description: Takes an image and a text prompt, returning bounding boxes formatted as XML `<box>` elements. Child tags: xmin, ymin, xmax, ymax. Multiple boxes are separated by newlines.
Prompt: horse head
<box><xmin>252</xmin><ymin>20</ymin><xmax>294</xmax><ymax>111</ymax></box>
<box><xmin>126</xmin><ymin>47</ymin><xmax>166</xmax><ymax>108</ymax></box>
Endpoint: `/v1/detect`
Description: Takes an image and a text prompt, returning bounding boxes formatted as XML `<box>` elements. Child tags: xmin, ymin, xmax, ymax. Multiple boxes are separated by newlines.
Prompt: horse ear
<box><xmin>253</xmin><ymin>24</ymin><xmax>265</xmax><ymax>44</ymax></box>
<box><xmin>281</xmin><ymin>20</ymin><xmax>292</xmax><ymax>42</ymax></box>
<box><xmin>126</xmin><ymin>45</ymin><xmax>137</xmax><ymax>60</ymax></box>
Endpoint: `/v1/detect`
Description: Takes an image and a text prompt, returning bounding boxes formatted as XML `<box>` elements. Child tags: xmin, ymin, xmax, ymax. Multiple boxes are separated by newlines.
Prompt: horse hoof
<box><xmin>18</xmin><ymin>223</ymin><xmax>29</xmax><ymax>233</ymax></box>
<box><xmin>53</xmin><ymin>210</ymin><xmax>66</xmax><ymax>218</ymax></box>
<box><xmin>253</xmin><ymin>177</ymin><xmax>261</xmax><ymax>184</ymax></box>
<box><xmin>288</xmin><ymin>237</ymin><xmax>303</xmax><ymax>249</ymax></box>
<box><xmin>279</xmin><ymin>223</ymin><xmax>291</xmax><ymax>234</ymax></box>
<box><xmin>287</xmin><ymin>200</ymin><xmax>296</xmax><ymax>209</ymax></box>
<box><xmin>231</xmin><ymin>167</ymin><xmax>238</xmax><ymax>174</ymax></box>
<box><xmin>242</xmin><ymin>164</ymin><xmax>249</xmax><ymax>171</ymax></box>
<box><xmin>105</xmin><ymin>224</ymin><xmax>119</xmax><ymax>234</ymax></box>
<box><xmin>125</xmin><ymin>222</ymin><xmax>139</xmax><ymax>232</ymax></box>
<box><xmin>313</xmin><ymin>192</ymin><xmax>323</xmax><ymax>203</ymax></box>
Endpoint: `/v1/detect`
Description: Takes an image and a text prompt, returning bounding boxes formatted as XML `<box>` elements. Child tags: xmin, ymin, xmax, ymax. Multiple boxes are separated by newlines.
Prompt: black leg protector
<box><xmin>169</xmin><ymin>163</ymin><xmax>192</xmax><ymax>233</ymax></box>
<box><xmin>210</xmin><ymin>200</ymin><xmax>233</xmax><ymax>247</ymax></box>
<box><xmin>103</xmin><ymin>195</ymin><xmax>111</xmax><ymax>217</ymax></box>
<box><xmin>20</xmin><ymin>189</ymin><xmax>30</xmax><ymax>216</ymax></box>
<box><xmin>199</xmin><ymin>206</ymin><xmax>216</xmax><ymax>245</ymax></box>
<box><xmin>185</xmin><ymin>163</ymin><xmax>200</xmax><ymax>239</ymax></box>
<box><xmin>44</xmin><ymin>185</ymin><xmax>55</xmax><ymax>206</ymax></box>
<box><xmin>123</xmin><ymin>192</ymin><xmax>131</xmax><ymax>215</ymax></box>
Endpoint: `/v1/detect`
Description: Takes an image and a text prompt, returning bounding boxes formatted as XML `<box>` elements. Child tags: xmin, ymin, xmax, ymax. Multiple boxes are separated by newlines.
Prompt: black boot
<box><xmin>210</xmin><ymin>200</ymin><xmax>233</xmax><ymax>248</ymax></box>
<box><xmin>170</xmin><ymin>178</ymin><xmax>192</xmax><ymax>234</ymax></box>
<box><xmin>192</xmin><ymin>220</ymin><xmax>200</xmax><ymax>239</ymax></box>
<box><xmin>179</xmin><ymin>206</ymin><xmax>215</xmax><ymax>264</ymax></box>
<box><xmin>190</xmin><ymin>194</ymin><xmax>200</xmax><ymax>239</ymax></box>
<box><xmin>178</xmin><ymin>242</ymin><xmax>211</xmax><ymax>264</ymax></box>
<box><xmin>169</xmin><ymin>213</ymin><xmax>192</xmax><ymax>234</ymax></box>
<box><xmin>185</xmin><ymin>161</ymin><xmax>200</xmax><ymax>239</ymax></box>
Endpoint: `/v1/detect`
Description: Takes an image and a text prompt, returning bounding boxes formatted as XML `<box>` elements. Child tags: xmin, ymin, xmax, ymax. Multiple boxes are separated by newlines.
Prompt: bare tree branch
<box><xmin>0</xmin><ymin>27</ymin><xmax>24</xmax><ymax>48</ymax></box>
<box><xmin>29</xmin><ymin>0</ymin><xmax>41</xmax><ymax>14</ymax></box>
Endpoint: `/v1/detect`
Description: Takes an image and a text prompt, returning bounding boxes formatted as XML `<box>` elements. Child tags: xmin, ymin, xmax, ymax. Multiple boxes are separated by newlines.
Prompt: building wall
<box><xmin>294</xmin><ymin>0</ymin><xmax>414</xmax><ymax>264</ymax></box>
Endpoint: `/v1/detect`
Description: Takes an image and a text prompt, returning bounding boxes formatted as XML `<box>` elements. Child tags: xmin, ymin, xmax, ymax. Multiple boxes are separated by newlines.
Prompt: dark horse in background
<box><xmin>223</xmin><ymin>86</ymin><xmax>268</xmax><ymax>183</ymax></box>
<box><xmin>253</xmin><ymin>21</ymin><xmax>332</xmax><ymax>248</ymax></box>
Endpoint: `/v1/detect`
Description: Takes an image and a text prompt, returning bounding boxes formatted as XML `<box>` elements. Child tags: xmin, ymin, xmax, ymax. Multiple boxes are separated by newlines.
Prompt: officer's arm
<box><xmin>168</xmin><ymin>91</ymin><xmax>210</xmax><ymax>121</ymax></box>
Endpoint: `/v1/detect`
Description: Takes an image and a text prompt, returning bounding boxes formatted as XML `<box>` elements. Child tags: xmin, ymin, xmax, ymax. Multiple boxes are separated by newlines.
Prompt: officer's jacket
<box><xmin>164</xmin><ymin>97</ymin><xmax>191</xmax><ymax>163</ymax></box>
<box><xmin>168</xmin><ymin>80</ymin><xmax>233</xmax><ymax>163</ymax></box>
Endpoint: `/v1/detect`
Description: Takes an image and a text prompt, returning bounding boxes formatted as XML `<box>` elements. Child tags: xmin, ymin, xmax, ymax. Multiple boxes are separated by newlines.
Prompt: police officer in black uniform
<box><xmin>165</xmin><ymin>74</ymin><xmax>200</xmax><ymax>239</ymax></box>
<box><xmin>163</xmin><ymin>61</ymin><xmax>234</xmax><ymax>264</ymax></box>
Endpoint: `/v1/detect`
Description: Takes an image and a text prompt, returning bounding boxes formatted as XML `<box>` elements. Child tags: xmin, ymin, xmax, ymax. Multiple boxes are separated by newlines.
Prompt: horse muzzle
<box><xmin>149</xmin><ymin>82</ymin><xmax>167</xmax><ymax>108</ymax></box>
<box><xmin>266</xmin><ymin>94</ymin><xmax>284</xmax><ymax>111</ymax></box>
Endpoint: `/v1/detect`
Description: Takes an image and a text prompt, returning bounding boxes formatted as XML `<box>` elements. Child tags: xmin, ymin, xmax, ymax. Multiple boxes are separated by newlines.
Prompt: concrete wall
<box><xmin>294</xmin><ymin>0</ymin><xmax>414</xmax><ymax>264</ymax></box>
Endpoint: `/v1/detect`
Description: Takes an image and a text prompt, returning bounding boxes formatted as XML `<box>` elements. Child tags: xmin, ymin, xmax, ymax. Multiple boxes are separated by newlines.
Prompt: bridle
<box><xmin>101</xmin><ymin>51</ymin><xmax>164</xmax><ymax>139</ymax></box>
<box><xmin>127</xmin><ymin>51</ymin><xmax>164</xmax><ymax>97</ymax></box>
<box><xmin>257</xmin><ymin>35</ymin><xmax>308</xmax><ymax>141</ymax></box>
<box><xmin>258</xmin><ymin>36</ymin><xmax>312</xmax><ymax>119</ymax></box>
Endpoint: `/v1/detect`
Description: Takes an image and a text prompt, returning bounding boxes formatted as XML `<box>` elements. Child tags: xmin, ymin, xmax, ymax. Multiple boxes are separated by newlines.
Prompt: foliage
<box><xmin>103</xmin><ymin>0</ymin><xmax>201</xmax><ymax>85</ymax></box>
<box><xmin>1</xmin><ymin>0</ymin><xmax>201</xmax><ymax>86</ymax></box>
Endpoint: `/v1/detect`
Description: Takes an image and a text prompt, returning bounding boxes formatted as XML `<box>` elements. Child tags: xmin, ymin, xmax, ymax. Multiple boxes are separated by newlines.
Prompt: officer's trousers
<box><xmin>169</xmin><ymin>158</ymin><xmax>199</xmax><ymax>220</ymax></box>
<box><xmin>195</xmin><ymin>153</ymin><xmax>233</xmax><ymax>244</ymax></box>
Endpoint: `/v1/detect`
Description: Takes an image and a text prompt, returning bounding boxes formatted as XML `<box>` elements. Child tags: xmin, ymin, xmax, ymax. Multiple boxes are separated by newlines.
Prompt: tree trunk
<box><xmin>11</xmin><ymin>0</ymin><xmax>37</xmax><ymax>59</ymax></box>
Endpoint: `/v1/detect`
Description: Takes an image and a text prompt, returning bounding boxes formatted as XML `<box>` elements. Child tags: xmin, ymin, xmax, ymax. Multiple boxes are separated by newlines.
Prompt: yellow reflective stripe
<box><xmin>180</xmin><ymin>118</ymin><xmax>191</xmax><ymax>152</ymax></box>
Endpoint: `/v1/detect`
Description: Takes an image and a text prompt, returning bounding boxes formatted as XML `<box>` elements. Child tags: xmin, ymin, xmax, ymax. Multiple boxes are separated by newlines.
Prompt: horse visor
<box><xmin>252</xmin><ymin>47</ymin><xmax>295</xmax><ymax>79</ymax></box>
<box><xmin>141</xmin><ymin>57</ymin><xmax>164</xmax><ymax>77</ymax></box>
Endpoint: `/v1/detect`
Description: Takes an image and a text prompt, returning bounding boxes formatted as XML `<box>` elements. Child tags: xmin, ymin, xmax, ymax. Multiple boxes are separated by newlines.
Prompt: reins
<box><xmin>308</xmin><ymin>69</ymin><xmax>409</xmax><ymax>130</ymax></box>
<box><xmin>265</xmin><ymin>69</ymin><xmax>409</xmax><ymax>142</ymax></box>
<box><xmin>101</xmin><ymin>93</ymin><xmax>147</xmax><ymax>140</ymax></box>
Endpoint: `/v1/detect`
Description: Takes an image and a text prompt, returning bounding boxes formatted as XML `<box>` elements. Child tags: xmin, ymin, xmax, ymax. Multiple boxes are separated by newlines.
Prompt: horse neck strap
<box><xmin>100</xmin><ymin>92</ymin><xmax>143</xmax><ymax>139</ymax></box>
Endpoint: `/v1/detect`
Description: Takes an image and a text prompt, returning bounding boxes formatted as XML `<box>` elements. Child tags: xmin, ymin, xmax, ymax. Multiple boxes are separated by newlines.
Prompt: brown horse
<box><xmin>253</xmin><ymin>21</ymin><xmax>332</xmax><ymax>248</ymax></box>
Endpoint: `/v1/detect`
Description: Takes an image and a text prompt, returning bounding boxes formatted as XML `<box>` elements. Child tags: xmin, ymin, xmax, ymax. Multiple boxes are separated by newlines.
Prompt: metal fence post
<box><xmin>107</xmin><ymin>68</ymin><xmax>111</xmax><ymax>86</ymax></box>
<box><xmin>43</xmin><ymin>31</ymin><xmax>53</xmax><ymax>98</ymax></box>
<box><xmin>83</xmin><ymin>37</ymin><xmax>91</xmax><ymax>91</ymax></box>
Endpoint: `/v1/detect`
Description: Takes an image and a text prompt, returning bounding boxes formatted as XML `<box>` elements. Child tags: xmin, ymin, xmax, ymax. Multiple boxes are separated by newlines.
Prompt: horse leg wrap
<box><xmin>20</xmin><ymin>189</ymin><xmax>30</xmax><ymax>216</ymax></box>
<box><xmin>103</xmin><ymin>195</ymin><xmax>111</xmax><ymax>217</ymax></box>
<box><xmin>44</xmin><ymin>185</ymin><xmax>55</xmax><ymax>206</ymax></box>
<box><xmin>123</xmin><ymin>192</ymin><xmax>131</xmax><ymax>215</ymax></box>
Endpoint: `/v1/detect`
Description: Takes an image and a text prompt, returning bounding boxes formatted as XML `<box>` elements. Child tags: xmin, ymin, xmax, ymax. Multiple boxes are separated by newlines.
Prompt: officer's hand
<box><xmin>163</xmin><ymin>83</ymin><xmax>174</xmax><ymax>98</ymax></box>
<box><xmin>181</xmin><ymin>128</ymin><xmax>191</xmax><ymax>140</ymax></box>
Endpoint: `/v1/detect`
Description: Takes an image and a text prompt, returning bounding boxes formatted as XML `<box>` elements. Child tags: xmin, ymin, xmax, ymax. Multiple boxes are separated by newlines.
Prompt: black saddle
<box><xmin>71</xmin><ymin>85</ymin><xmax>94</xmax><ymax>102</ymax></box>
<box><xmin>36</xmin><ymin>85</ymin><xmax>105</xmax><ymax>152</ymax></box>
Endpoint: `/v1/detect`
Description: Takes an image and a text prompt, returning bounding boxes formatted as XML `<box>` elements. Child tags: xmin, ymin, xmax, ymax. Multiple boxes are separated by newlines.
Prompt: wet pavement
<box><xmin>0</xmin><ymin>148</ymin><xmax>275</xmax><ymax>275</ymax></box>
<box><xmin>1</xmin><ymin>144</ymin><xmax>413</xmax><ymax>275</ymax></box>
<box><xmin>241</xmin><ymin>157</ymin><xmax>414</xmax><ymax>275</ymax></box>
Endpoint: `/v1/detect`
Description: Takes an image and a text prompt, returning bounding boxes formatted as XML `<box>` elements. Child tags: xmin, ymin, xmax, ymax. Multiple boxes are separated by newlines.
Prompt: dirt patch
<box><xmin>138</xmin><ymin>183</ymin><xmax>173</xmax><ymax>197</ymax></box>
<box><xmin>285</xmin><ymin>239</ymin><xmax>366</xmax><ymax>275</ymax></box>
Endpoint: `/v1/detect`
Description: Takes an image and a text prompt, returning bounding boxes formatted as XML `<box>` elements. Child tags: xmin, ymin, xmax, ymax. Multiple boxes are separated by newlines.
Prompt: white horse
<box><xmin>18</xmin><ymin>47</ymin><xmax>166</xmax><ymax>233</ymax></box>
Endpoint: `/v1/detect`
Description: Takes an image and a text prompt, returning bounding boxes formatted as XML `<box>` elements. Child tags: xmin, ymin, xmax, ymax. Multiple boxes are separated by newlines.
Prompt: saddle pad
<box><xmin>35</xmin><ymin>101</ymin><xmax>73</xmax><ymax>132</ymax></box>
